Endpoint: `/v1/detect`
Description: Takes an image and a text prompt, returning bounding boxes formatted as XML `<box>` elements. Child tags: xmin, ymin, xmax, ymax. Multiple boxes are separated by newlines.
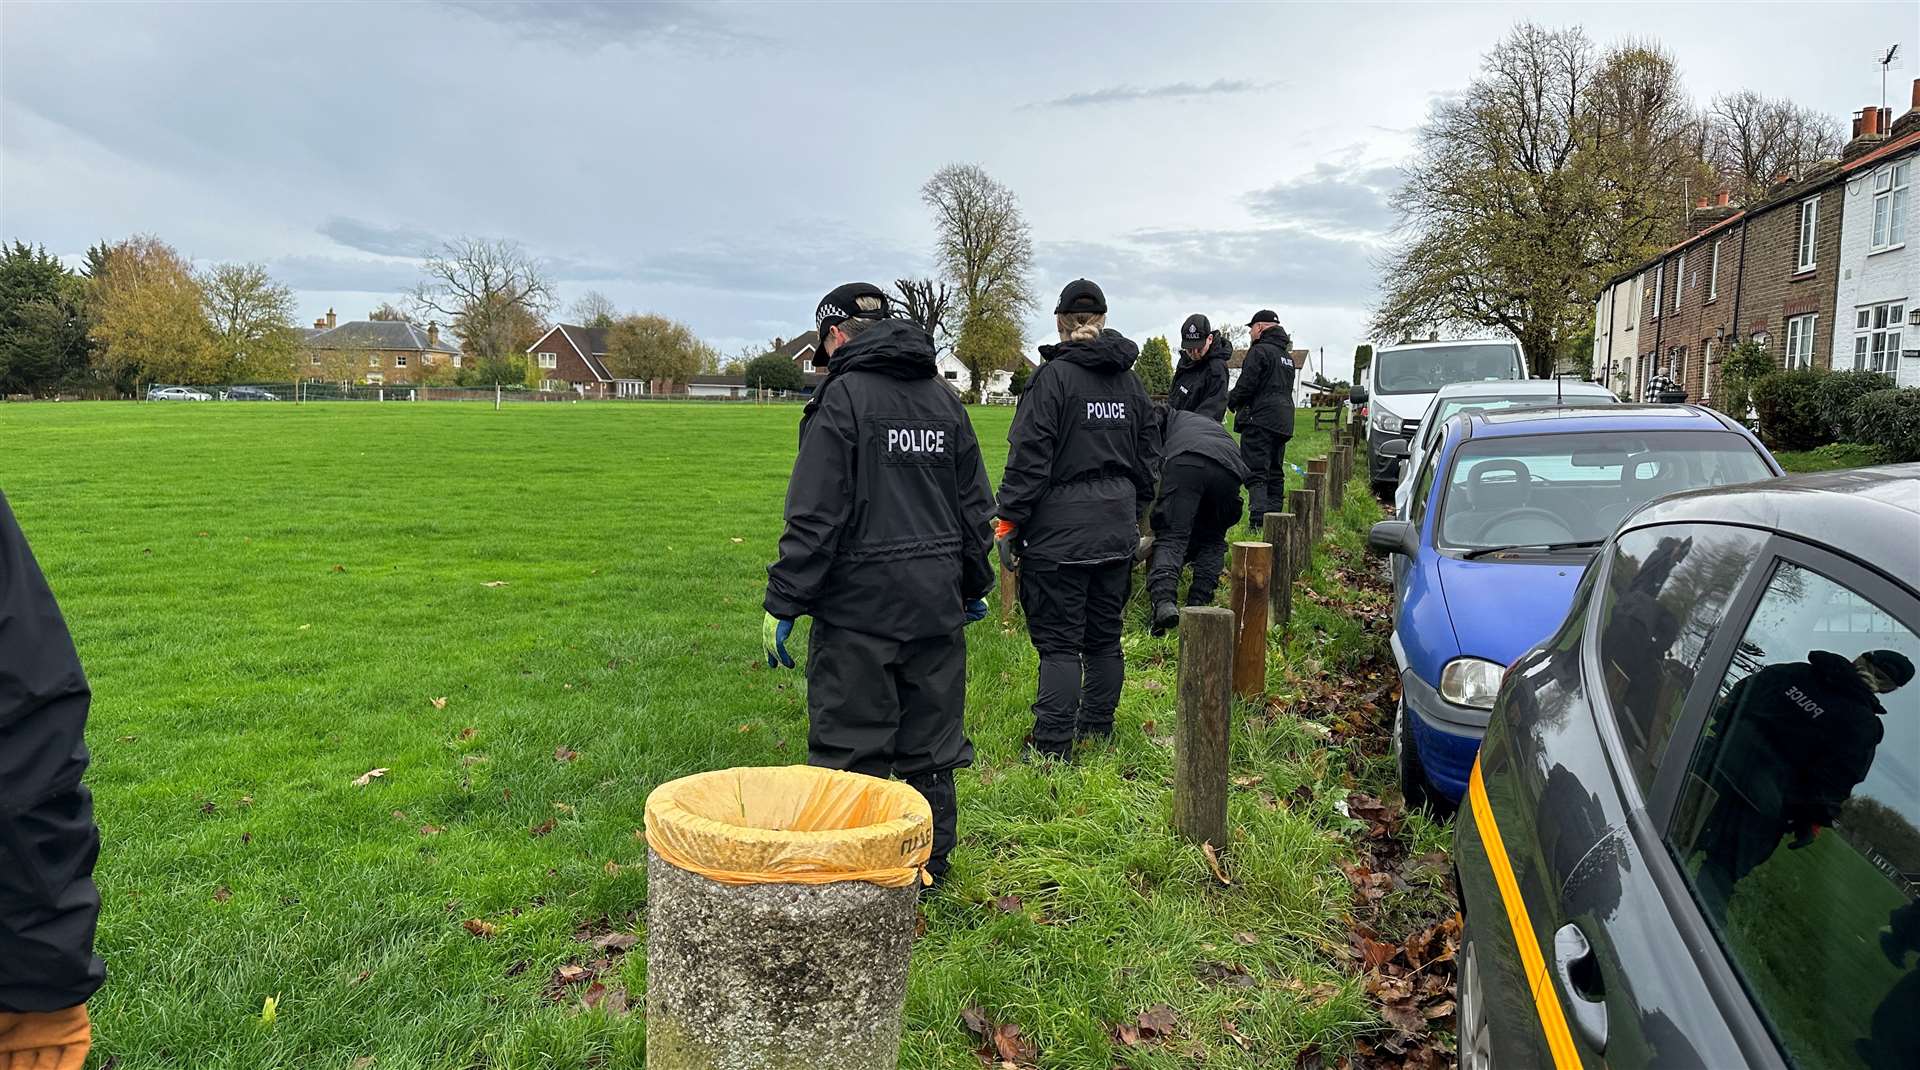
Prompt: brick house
<box><xmin>775</xmin><ymin>332</ymin><xmax>824</xmax><ymax>375</ymax></box>
<box><xmin>526</xmin><ymin>323</ymin><xmax>686</xmax><ymax>397</ymax></box>
<box><xmin>1592</xmin><ymin>82</ymin><xmax>1920</xmax><ymax>404</ymax></box>
<box><xmin>302</xmin><ymin>309</ymin><xmax>461</xmax><ymax>384</ymax></box>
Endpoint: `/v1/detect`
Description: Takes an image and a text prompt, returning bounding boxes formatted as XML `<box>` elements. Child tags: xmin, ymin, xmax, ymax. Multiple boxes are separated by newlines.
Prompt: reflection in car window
<box><xmin>1668</xmin><ymin>561</ymin><xmax>1919</xmax><ymax>1070</ymax></box>
<box><xmin>1597</xmin><ymin>524</ymin><xmax>1768</xmax><ymax>792</ymax></box>
<box><xmin>1436</xmin><ymin>431</ymin><xmax>1772</xmax><ymax>550</ymax></box>
<box><xmin>1373</xmin><ymin>344</ymin><xmax>1521</xmax><ymax>395</ymax></box>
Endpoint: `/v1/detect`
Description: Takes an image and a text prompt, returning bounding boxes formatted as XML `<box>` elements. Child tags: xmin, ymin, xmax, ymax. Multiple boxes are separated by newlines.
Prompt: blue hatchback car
<box><xmin>1366</xmin><ymin>405</ymin><xmax>1781</xmax><ymax>806</ymax></box>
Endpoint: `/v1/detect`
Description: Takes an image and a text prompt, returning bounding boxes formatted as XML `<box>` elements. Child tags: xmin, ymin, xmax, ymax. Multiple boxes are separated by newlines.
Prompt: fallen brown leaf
<box><xmin>1137</xmin><ymin>1003</ymin><xmax>1178</xmax><ymax>1039</ymax></box>
<box><xmin>458</xmin><ymin>727</ymin><xmax>476</xmax><ymax>740</ymax></box>
<box><xmin>553</xmin><ymin>746</ymin><xmax>578</xmax><ymax>762</ymax></box>
<box><xmin>1112</xmin><ymin>1022</ymin><xmax>1142</xmax><ymax>1047</ymax></box>
<box><xmin>352</xmin><ymin>767</ymin><xmax>389</xmax><ymax>787</ymax></box>
<box><xmin>213</xmin><ymin>886</ymin><xmax>231</xmax><ymax>903</ymax></box>
<box><xmin>1232</xmin><ymin>931</ymin><xmax>1260</xmax><ymax>945</ymax></box>
<box><xmin>591</xmin><ymin>932</ymin><xmax>638</xmax><ymax>953</ymax></box>
<box><xmin>553</xmin><ymin>963</ymin><xmax>591</xmax><ymax>985</ymax></box>
<box><xmin>959</xmin><ymin>1006</ymin><xmax>991</xmax><ymax>1038</ymax></box>
<box><xmin>994</xmin><ymin>894</ymin><xmax>1023</xmax><ymax>913</ymax></box>
<box><xmin>992</xmin><ymin>1023</ymin><xmax>1037</xmax><ymax>1062</ymax></box>
<box><xmin>1202</xmin><ymin>842</ymin><xmax>1233</xmax><ymax>886</ymax></box>
<box><xmin>430</xmin><ymin>697</ymin><xmax>447</xmax><ymax>709</ymax></box>
<box><xmin>419</xmin><ymin>824</ymin><xmax>443</xmax><ymax>836</ymax></box>
<box><xmin>530</xmin><ymin>818</ymin><xmax>556</xmax><ymax>837</ymax></box>
<box><xmin>462</xmin><ymin>918</ymin><xmax>497</xmax><ymax>939</ymax></box>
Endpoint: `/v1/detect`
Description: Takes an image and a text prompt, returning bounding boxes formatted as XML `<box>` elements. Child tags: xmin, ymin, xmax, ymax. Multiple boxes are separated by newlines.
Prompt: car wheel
<box><xmin>1392</xmin><ymin>700</ymin><xmax>1431</xmax><ymax>811</ymax></box>
<box><xmin>1457</xmin><ymin>923</ymin><xmax>1493</xmax><ymax>1070</ymax></box>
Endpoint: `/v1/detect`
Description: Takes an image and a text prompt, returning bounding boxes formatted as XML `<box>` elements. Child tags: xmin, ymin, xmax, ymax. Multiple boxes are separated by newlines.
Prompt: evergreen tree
<box><xmin>1135</xmin><ymin>335</ymin><xmax>1173</xmax><ymax>397</ymax></box>
<box><xmin>0</xmin><ymin>242</ymin><xmax>93</xmax><ymax>395</ymax></box>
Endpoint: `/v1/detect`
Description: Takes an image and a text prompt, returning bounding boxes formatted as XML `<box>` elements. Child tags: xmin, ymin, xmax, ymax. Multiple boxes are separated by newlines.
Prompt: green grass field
<box><xmin>0</xmin><ymin>401</ymin><xmax>1443</xmax><ymax>1069</ymax></box>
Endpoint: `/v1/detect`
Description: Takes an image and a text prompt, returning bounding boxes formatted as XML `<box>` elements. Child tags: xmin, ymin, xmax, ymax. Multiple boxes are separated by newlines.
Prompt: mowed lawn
<box><xmin>1</xmin><ymin>401</ymin><xmax>1436</xmax><ymax>1069</ymax></box>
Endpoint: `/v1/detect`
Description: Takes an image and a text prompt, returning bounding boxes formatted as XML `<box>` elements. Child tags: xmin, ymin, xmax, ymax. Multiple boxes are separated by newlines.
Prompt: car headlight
<box><xmin>1439</xmin><ymin>657</ymin><xmax>1505</xmax><ymax>710</ymax></box>
<box><xmin>1372</xmin><ymin>408</ymin><xmax>1402</xmax><ymax>434</ymax></box>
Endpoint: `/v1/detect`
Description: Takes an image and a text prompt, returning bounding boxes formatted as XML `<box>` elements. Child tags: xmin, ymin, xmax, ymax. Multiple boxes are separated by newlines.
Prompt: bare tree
<box><xmin>410</xmin><ymin>237</ymin><xmax>554</xmax><ymax>361</ymax></box>
<box><xmin>922</xmin><ymin>164</ymin><xmax>1035</xmax><ymax>400</ymax></box>
<box><xmin>1705</xmin><ymin>91</ymin><xmax>1844</xmax><ymax>202</ymax></box>
<box><xmin>368</xmin><ymin>301</ymin><xmax>413</xmax><ymax>322</ymax></box>
<box><xmin>568</xmin><ymin>290</ymin><xmax>619</xmax><ymax>328</ymax></box>
<box><xmin>892</xmin><ymin>277</ymin><xmax>952</xmax><ymax>347</ymax></box>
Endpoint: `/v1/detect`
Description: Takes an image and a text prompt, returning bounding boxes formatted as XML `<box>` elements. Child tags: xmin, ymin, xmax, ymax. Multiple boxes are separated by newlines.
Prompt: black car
<box><xmin>1455</xmin><ymin>464</ymin><xmax>1920</xmax><ymax>1070</ymax></box>
<box><xmin>224</xmin><ymin>385</ymin><xmax>279</xmax><ymax>400</ymax></box>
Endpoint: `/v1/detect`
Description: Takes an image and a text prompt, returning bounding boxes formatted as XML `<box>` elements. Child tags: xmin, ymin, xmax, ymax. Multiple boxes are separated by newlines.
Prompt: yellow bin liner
<box><xmin>644</xmin><ymin>766</ymin><xmax>933</xmax><ymax>888</ymax></box>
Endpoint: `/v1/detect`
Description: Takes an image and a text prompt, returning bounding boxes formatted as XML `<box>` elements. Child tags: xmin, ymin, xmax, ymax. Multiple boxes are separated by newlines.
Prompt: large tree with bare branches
<box><xmin>892</xmin><ymin>277</ymin><xmax>952</xmax><ymax>347</ymax></box>
<box><xmin>1372</xmin><ymin>25</ymin><xmax>1708</xmax><ymax>375</ymax></box>
<box><xmin>410</xmin><ymin>237</ymin><xmax>554</xmax><ymax>362</ymax></box>
<box><xmin>1705</xmin><ymin>91</ymin><xmax>1844</xmax><ymax>202</ymax></box>
<box><xmin>922</xmin><ymin>165</ymin><xmax>1034</xmax><ymax>400</ymax></box>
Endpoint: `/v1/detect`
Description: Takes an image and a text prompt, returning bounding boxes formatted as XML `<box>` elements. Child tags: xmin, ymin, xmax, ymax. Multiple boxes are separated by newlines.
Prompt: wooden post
<box><xmin>1261</xmin><ymin>512</ymin><xmax>1292</xmax><ymax>634</ymax></box>
<box><xmin>1229</xmin><ymin>542</ymin><xmax>1271</xmax><ymax>699</ymax></box>
<box><xmin>1305</xmin><ymin>467</ymin><xmax>1328</xmax><ymax>548</ymax></box>
<box><xmin>1292</xmin><ymin>488</ymin><xmax>1316</xmax><ymax>572</ymax></box>
<box><xmin>1174</xmin><ymin>606</ymin><xmax>1234</xmax><ymax>848</ymax></box>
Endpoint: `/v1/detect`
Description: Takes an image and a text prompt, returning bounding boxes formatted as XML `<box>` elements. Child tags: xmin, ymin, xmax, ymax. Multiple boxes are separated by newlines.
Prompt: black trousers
<box><xmin>1018</xmin><ymin>560</ymin><xmax>1131</xmax><ymax>753</ymax></box>
<box><xmin>806</xmin><ymin>620</ymin><xmax>972</xmax><ymax>879</ymax></box>
<box><xmin>1149</xmin><ymin>455</ymin><xmax>1244</xmax><ymax>608</ymax></box>
<box><xmin>1239</xmin><ymin>426</ymin><xmax>1291</xmax><ymax>523</ymax></box>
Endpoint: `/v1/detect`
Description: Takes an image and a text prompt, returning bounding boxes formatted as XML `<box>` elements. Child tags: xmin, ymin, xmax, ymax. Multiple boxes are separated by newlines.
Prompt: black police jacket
<box><xmin>1160</xmin><ymin>409</ymin><xmax>1251</xmax><ymax>483</ymax></box>
<box><xmin>1170</xmin><ymin>334</ymin><xmax>1230</xmax><ymax>421</ymax></box>
<box><xmin>1229</xmin><ymin>328</ymin><xmax>1296</xmax><ymax>434</ymax></box>
<box><xmin>1</xmin><ymin>491</ymin><xmax>105</xmax><ymax>1012</ymax></box>
<box><xmin>1716</xmin><ymin>650</ymin><xmax>1886</xmax><ymax>825</ymax></box>
<box><xmin>765</xmin><ymin>321</ymin><xmax>997</xmax><ymax>640</ymax></box>
<box><xmin>997</xmin><ymin>331</ymin><xmax>1160</xmax><ymax>567</ymax></box>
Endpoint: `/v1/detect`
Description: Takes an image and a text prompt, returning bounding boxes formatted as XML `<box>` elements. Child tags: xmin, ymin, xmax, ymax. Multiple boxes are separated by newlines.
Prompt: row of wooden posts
<box><xmin>1174</xmin><ymin>418</ymin><xmax>1363</xmax><ymax>849</ymax></box>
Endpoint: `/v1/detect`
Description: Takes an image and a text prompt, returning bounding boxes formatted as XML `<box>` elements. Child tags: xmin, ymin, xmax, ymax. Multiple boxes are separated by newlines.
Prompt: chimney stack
<box><xmin>326</xmin><ymin>308</ymin><xmax>337</xmax><ymax>329</ymax></box>
<box><xmin>313</xmin><ymin>317</ymin><xmax>327</xmax><ymax>330</ymax></box>
<box><xmin>1695</xmin><ymin>194</ymin><xmax>1710</xmax><ymax>209</ymax></box>
<box><xmin>1861</xmin><ymin>106</ymin><xmax>1883</xmax><ymax>138</ymax></box>
<box><xmin>427</xmin><ymin>321</ymin><xmax>440</xmax><ymax>347</ymax></box>
<box><xmin>1912</xmin><ymin>77</ymin><xmax>1920</xmax><ymax>112</ymax></box>
<box><xmin>1716</xmin><ymin>189</ymin><xmax>1731</xmax><ymax>208</ymax></box>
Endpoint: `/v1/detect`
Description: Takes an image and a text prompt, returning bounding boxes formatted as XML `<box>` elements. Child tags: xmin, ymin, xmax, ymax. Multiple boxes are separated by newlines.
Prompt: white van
<box><xmin>1351</xmin><ymin>338</ymin><xmax>1528</xmax><ymax>493</ymax></box>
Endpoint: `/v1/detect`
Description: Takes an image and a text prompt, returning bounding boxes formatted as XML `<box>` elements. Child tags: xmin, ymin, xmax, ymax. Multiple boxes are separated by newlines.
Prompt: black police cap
<box><xmin>1054</xmin><ymin>278</ymin><xmax>1106</xmax><ymax>315</ymax></box>
<box><xmin>815</xmin><ymin>282</ymin><xmax>891</xmax><ymax>338</ymax></box>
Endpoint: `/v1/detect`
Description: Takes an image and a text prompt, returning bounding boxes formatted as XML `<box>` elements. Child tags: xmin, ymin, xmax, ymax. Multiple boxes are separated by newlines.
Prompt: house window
<box><xmin>1784</xmin><ymin>313</ymin><xmax>1817</xmax><ymax>369</ymax></box>
<box><xmin>1673</xmin><ymin>253</ymin><xmax>1685</xmax><ymax>311</ymax></box>
<box><xmin>1852</xmin><ymin>300</ymin><xmax>1906</xmax><ymax>373</ymax></box>
<box><xmin>944</xmin><ymin>370</ymin><xmax>959</xmax><ymax>380</ymax></box>
<box><xmin>1652</xmin><ymin>265</ymin><xmax>1663</xmax><ymax>319</ymax></box>
<box><xmin>1872</xmin><ymin>160</ymin><xmax>1910</xmax><ymax>251</ymax></box>
<box><xmin>538</xmin><ymin>351</ymin><xmax>558</xmax><ymax>369</ymax></box>
<box><xmin>310</xmin><ymin>352</ymin><xmax>322</xmax><ymax>366</ymax></box>
<box><xmin>1669</xmin><ymin>345</ymin><xmax>1687</xmax><ymax>387</ymax></box>
<box><xmin>368</xmin><ymin>354</ymin><xmax>381</xmax><ymax>367</ymax></box>
<box><xmin>1628</xmin><ymin>275</ymin><xmax>1642</xmax><ymax>330</ymax></box>
<box><xmin>1701</xmin><ymin>338</ymin><xmax>1716</xmax><ymax>400</ymax></box>
<box><xmin>1795</xmin><ymin>198</ymin><xmax>1818</xmax><ymax>272</ymax></box>
<box><xmin>395</xmin><ymin>354</ymin><xmax>407</xmax><ymax>368</ymax></box>
<box><xmin>452</xmin><ymin>355</ymin><xmax>462</xmax><ymax>369</ymax></box>
<box><xmin>1708</xmin><ymin>240</ymin><xmax>1721</xmax><ymax>301</ymax></box>
<box><xmin>540</xmin><ymin>378</ymin><xmax>560</xmax><ymax>392</ymax></box>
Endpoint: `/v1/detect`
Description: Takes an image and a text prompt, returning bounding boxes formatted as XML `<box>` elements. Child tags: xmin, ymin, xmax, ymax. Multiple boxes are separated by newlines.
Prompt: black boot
<box><xmin>1151</xmin><ymin>600</ymin><xmax>1181</xmax><ymax>636</ymax></box>
<box><xmin>905</xmin><ymin>769</ymin><xmax>958</xmax><ymax>887</ymax></box>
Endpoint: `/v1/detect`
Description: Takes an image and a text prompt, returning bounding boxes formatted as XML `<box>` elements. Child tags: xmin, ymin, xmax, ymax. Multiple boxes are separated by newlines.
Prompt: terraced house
<box><xmin>1593</xmin><ymin>80</ymin><xmax>1920</xmax><ymax>402</ymax></box>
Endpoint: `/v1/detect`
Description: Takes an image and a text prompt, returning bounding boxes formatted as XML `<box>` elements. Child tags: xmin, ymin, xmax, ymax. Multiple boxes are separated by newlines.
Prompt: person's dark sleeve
<box><xmin>996</xmin><ymin>365</ymin><xmax>1060</xmax><ymax>527</ymax></box>
<box><xmin>952</xmin><ymin>412</ymin><xmax>997</xmax><ymax>602</ymax></box>
<box><xmin>764</xmin><ymin>381</ymin><xmax>858</xmax><ymax>620</ymax></box>
<box><xmin>0</xmin><ymin>491</ymin><xmax>105</xmax><ymax>1013</ymax></box>
<box><xmin>1197</xmin><ymin>361</ymin><xmax>1228</xmax><ymax>422</ymax></box>
<box><xmin>1228</xmin><ymin>348</ymin><xmax>1265</xmax><ymax>412</ymax></box>
<box><xmin>1131</xmin><ymin>378</ymin><xmax>1162</xmax><ymax>522</ymax></box>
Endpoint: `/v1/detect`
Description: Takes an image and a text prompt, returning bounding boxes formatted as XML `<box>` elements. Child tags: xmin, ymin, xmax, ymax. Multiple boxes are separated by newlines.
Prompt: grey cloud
<box><xmin>436</xmin><ymin>1</ymin><xmax>764</xmax><ymax>47</ymax></box>
<box><xmin>267</xmin><ymin>254</ymin><xmax>422</xmax><ymax>294</ymax></box>
<box><xmin>1026</xmin><ymin>79</ymin><xmax>1276</xmax><ymax>109</ymax></box>
<box><xmin>319</xmin><ymin>217</ymin><xmax>442</xmax><ymax>258</ymax></box>
<box><xmin>1038</xmin><ymin>226</ymin><xmax>1377</xmax><ymax>310</ymax></box>
<box><xmin>1244</xmin><ymin>163</ymin><xmax>1401</xmax><ymax>235</ymax></box>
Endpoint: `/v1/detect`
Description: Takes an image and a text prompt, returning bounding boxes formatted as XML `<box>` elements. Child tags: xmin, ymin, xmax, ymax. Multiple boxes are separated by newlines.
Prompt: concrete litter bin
<box><xmin>643</xmin><ymin>766</ymin><xmax>933</xmax><ymax>1070</ymax></box>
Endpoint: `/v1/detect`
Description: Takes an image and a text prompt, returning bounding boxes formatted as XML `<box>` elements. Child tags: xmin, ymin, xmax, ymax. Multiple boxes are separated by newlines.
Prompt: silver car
<box><xmin>1388</xmin><ymin>379</ymin><xmax>1619</xmax><ymax>518</ymax></box>
<box><xmin>147</xmin><ymin>386</ymin><xmax>212</xmax><ymax>401</ymax></box>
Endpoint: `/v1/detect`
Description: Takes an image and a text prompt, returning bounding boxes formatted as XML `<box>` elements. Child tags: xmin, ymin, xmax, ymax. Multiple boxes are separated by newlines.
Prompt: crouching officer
<box><xmin>1170</xmin><ymin>314</ymin><xmax>1230</xmax><ymax>420</ymax></box>
<box><xmin>1228</xmin><ymin>310</ymin><xmax>1295</xmax><ymax>530</ymax></box>
<box><xmin>1147</xmin><ymin>406</ymin><xmax>1250</xmax><ymax>635</ymax></box>
<box><xmin>997</xmin><ymin>279</ymin><xmax>1159</xmax><ymax>759</ymax></box>
<box><xmin>762</xmin><ymin>283</ymin><xmax>998</xmax><ymax>888</ymax></box>
<box><xmin>1</xmin><ymin>492</ymin><xmax>104</xmax><ymax>1070</ymax></box>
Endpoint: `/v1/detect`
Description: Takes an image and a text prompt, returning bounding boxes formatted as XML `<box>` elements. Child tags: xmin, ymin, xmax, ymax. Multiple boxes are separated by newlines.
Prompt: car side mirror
<box><xmin>1350</xmin><ymin>385</ymin><xmax>1369</xmax><ymax>404</ymax></box>
<box><xmin>1379</xmin><ymin>438</ymin><xmax>1410</xmax><ymax>459</ymax></box>
<box><xmin>1366</xmin><ymin>519</ymin><xmax>1417</xmax><ymax>557</ymax></box>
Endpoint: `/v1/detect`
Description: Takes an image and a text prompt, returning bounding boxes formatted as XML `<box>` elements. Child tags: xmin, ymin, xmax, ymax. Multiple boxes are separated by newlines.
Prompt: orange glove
<box><xmin>994</xmin><ymin>519</ymin><xmax>1016</xmax><ymax>539</ymax></box>
<box><xmin>0</xmin><ymin>1005</ymin><xmax>91</xmax><ymax>1070</ymax></box>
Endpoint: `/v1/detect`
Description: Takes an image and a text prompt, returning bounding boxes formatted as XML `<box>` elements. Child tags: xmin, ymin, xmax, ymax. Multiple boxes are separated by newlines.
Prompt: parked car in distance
<box><xmin>147</xmin><ymin>386</ymin><xmax>211</xmax><ymax>401</ymax></box>
<box><xmin>1452</xmin><ymin>463</ymin><xmax>1920</xmax><ymax>1070</ymax></box>
<box><xmin>1391</xmin><ymin>379</ymin><xmax>1619</xmax><ymax>518</ymax></box>
<box><xmin>1352</xmin><ymin>338</ymin><xmax>1528</xmax><ymax>495</ymax></box>
<box><xmin>1367</xmin><ymin>405</ymin><xmax>1780</xmax><ymax>808</ymax></box>
<box><xmin>223</xmin><ymin>386</ymin><xmax>280</xmax><ymax>401</ymax></box>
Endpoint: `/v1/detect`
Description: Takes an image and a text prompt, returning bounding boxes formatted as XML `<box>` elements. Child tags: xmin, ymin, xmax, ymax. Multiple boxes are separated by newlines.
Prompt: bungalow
<box><xmin>302</xmin><ymin>309</ymin><xmax>461</xmax><ymax>384</ymax></box>
<box><xmin>685</xmin><ymin>372</ymin><xmax>828</xmax><ymax>399</ymax></box>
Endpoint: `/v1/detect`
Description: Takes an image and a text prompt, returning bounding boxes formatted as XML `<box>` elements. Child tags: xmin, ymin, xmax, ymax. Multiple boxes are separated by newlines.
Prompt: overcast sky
<box><xmin>4</xmin><ymin>1</ymin><xmax>1914</xmax><ymax>381</ymax></box>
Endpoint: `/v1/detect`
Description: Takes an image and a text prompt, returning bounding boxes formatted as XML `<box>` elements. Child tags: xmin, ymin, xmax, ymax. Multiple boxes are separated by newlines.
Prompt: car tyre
<box><xmin>1393</xmin><ymin>699</ymin><xmax>1433</xmax><ymax>813</ymax></box>
<box><xmin>1457</xmin><ymin>921</ymin><xmax>1493</xmax><ymax>1070</ymax></box>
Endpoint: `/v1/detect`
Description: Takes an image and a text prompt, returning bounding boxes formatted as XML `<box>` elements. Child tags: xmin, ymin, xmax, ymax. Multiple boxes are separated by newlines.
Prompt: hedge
<box><xmin>1842</xmin><ymin>388</ymin><xmax>1920</xmax><ymax>462</ymax></box>
<box><xmin>1750</xmin><ymin>369</ymin><xmax>1830</xmax><ymax>450</ymax></box>
<box><xmin>1814</xmin><ymin>370</ymin><xmax>1894</xmax><ymax>440</ymax></box>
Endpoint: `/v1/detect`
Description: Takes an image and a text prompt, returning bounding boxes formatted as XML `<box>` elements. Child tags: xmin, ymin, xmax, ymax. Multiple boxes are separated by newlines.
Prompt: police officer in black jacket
<box><xmin>1170</xmin><ymin>314</ymin><xmax>1230</xmax><ymax>421</ymax></box>
<box><xmin>763</xmin><ymin>283</ymin><xmax>998</xmax><ymax>887</ymax></box>
<box><xmin>1147</xmin><ymin>407</ymin><xmax>1250</xmax><ymax>636</ymax></box>
<box><xmin>997</xmin><ymin>279</ymin><xmax>1159</xmax><ymax>759</ymax></box>
<box><xmin>1</xmin><ymin>492</ymin><xmax>103</xmax><ymax>1066</ymax></box>
<box><xmin>1228</xmin><ymin>310</ymin><xmax>1295</xmax><ymax>529</ymax></box>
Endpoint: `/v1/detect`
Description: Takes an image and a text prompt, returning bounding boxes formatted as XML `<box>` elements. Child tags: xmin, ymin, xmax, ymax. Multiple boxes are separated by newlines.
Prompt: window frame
<box><xmin>1853</xmin><ymin>300</ymin><xmax>1907</xmax><ymax>373</ymax></box>
<box><xmin>1795</xmin><ymin>197</ymin><xmax>1818</xmax><ymax>273</ymax></box>
<box><xmin>1783</xmin><ymin>314</ymin><xmax>1817</xmax><ymax>369</ymax></box>
<box><xmin>1870</xmin><ymin>160</ymin><xmax>1909</xmax><ymax>252</ymax></box>
<box><xmin>395</xmin><ymin>353</ymin><xmax>407</xmax><ymax>368</ymax></box>
<box><xmin>1628</xmin><ymin>274</ymin><xmax>1643</xmax><ymax>330</ymax></box>
<box><xmin>1652</xmin><ymin>263</ymin><xmax>1664</xmax><ymax>319</ymax></box>
<box><xmin>1708</xmin><ymin>239</ymin><xmax>1721</xmax><ymax>301</ymax></box>
<box><xmin>538</xmin><ymin>351</ymin><xmax>558</xmax><ymax>369</ymax></box>
<box><xmin>1674</xmin><ymin>253</ymin><xmax>1686</xmax><ymax>312</ymax></box>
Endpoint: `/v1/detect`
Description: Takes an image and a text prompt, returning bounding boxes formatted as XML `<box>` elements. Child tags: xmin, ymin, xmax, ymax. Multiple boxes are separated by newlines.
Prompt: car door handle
<box><xmin>1552</xmin><ymin>923</ymin><xmax>1609</xmax><ymax>1052</ymax></box>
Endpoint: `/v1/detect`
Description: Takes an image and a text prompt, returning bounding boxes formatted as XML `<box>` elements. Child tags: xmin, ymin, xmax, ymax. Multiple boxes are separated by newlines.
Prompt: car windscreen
<box><xmin>1437</xmin><ymin>430</ymin><xmax>1772</xmax><ymax>551</ymax></box>
<box><xmin>1420</xmin><ymin>394</ymin><xmax>1618</xmax><ymax>451</ymax></box>
<box><xmin>1374</xmin><ymin>344</ymin><xmax>1520</xmax><ymax>395</ymax></box>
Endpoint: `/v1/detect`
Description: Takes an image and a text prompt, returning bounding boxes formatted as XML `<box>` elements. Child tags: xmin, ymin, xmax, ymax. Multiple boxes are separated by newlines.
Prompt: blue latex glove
<box><xmin>762</xmin><ymin>612</ymin><xmax>795</xmax><ymax>668</ymax></box>
<box><xmin>964</xmin><ymin>599</ymin><xmax>989</xmax><ymax>625</ymax></box>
